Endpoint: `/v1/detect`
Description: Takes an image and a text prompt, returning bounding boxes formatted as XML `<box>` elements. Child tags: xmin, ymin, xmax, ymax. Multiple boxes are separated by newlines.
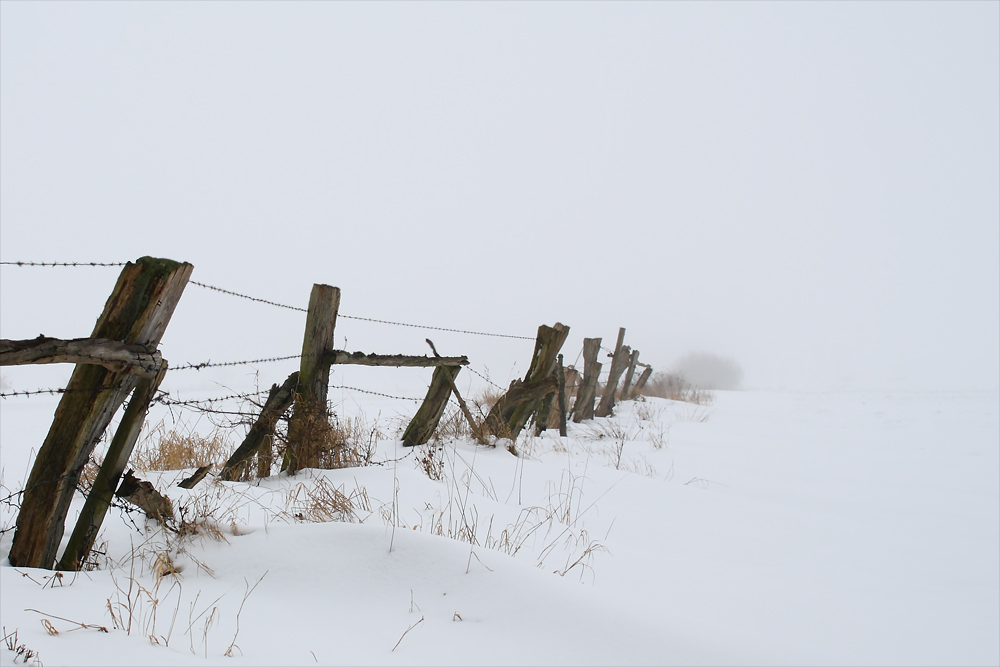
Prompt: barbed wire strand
<box><xmin>2</xmin><ymin>264</ymin><xmax>536</xmax><ymax>340</ymax></box>
<box><xmin>188</xmin><ymin>280</ymin><xmax>534</xmax><ymax>340</ymax></box>
<box><xmin>168</xmin><ymin>354</ymin><xmax>301</xmax><ymax>372</ymax></box>
<box><xmin>0</xmin><ymin>261</ymin><xmax>127</xmax><ymax>267</ymax></box>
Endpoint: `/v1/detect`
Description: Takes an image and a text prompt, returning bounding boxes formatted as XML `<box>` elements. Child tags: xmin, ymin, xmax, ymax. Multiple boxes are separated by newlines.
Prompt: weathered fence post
<box><xmin>629</xmin><ymin>364</ymin><xmax>654</xmax><ymax>398</ymax></box>
<box><xmin>221</xmin><ymin>372</ymin><xmax>299</xmax><ymax>481</ymax></box>
<box><xmin>571</xmin><ymin>338</ymin><xmax>602</xmax><ymax>423</ymax></box>
<box><xmin>9</xmin><ymin>257</ymin><xmax>192</xmax><ymax>569</ymax></box>
<box><xmin>596</xmin><ymin>328</ymin><xmax>630</xmax><ymax>418</ymax></box>
<box><xmin>402</xmin><ymin>366</ymin><xmax>462</xmax><ymax>447</ymax></box>
<box><xmin>556</xmin><ymin>354</ymin><xmax>568</xmax><ymax>437</ymax></box>
<box><xmin>58</xmin><ymin>361</ymin><xmax>168</xmax><ymax>570</ymax></box>
<box><xmin>484</xmin><ymin>323</ymin><xmax>569</xmax><ymax>441</ymax></box>
<box><xmin>619</xmin><ymin>350</ymin><xmax>640</xmax><ymax>400</ymax></box>
<box><xmin>284</xmin><ymin>285</ymin><xmax>340</xmax><ymax>474</ymax></box>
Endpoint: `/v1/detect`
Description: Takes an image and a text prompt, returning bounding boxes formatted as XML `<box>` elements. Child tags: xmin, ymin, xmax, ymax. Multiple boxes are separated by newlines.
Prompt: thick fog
<box><xmin>1</xmin><ymin>2</ymin><xmax>998</xmax><ymax>394</ymax></box>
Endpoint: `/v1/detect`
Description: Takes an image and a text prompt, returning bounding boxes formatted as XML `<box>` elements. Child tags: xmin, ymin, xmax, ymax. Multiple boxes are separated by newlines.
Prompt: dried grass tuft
<box><xmin>133</xmin><ymin>422</ymin><xmax>230</xmax><ymax>472</ymax></box>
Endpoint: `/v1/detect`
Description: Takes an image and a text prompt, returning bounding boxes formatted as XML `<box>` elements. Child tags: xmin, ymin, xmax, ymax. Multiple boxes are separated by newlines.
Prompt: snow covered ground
<box><xmin>2</xmin><ymin>389</ymin><xmax>998</xmax><ymax>666</ymax></box>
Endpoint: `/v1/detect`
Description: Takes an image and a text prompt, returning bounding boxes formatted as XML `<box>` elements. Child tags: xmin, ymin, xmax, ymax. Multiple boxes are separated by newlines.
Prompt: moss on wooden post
<box><xmin>9</xmin><ymin>257</ymin><xmax>192</xmax><ymax>569</ymax></box>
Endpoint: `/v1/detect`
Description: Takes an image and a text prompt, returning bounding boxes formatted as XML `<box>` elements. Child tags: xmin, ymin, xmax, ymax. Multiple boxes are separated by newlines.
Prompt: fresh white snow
<box><xmin>2</xmin><ymin>389</ymin><xmax>998</xmax><ymax>666</ymax></box>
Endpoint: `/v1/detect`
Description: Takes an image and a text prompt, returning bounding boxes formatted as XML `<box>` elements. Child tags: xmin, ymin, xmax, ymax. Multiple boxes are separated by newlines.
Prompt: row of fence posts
<box><xmin>1</xmin><ymin>256</ymin><xmax>651</xmax><ymax>571</ymax></box>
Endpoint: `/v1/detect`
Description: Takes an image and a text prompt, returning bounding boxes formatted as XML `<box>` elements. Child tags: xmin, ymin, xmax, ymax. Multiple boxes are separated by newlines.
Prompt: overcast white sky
<box><xmin>1</xmin><ymin>1</ymin><xmax>998</xmax><ymax>397</ymax></box>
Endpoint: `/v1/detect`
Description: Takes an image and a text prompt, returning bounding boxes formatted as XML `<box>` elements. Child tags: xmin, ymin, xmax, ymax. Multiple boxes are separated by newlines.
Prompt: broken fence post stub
<box><xmin>9</xmin><ymin>257</ymin><xmax>192</xmax><ymax>570</ymax></box>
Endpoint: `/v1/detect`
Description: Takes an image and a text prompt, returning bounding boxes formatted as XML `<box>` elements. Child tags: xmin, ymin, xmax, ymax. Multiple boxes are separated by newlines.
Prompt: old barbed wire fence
<box><xmin>1</xmin><ymin>257</ymin><xmax>654</xmax><ymax>572</ymax></box>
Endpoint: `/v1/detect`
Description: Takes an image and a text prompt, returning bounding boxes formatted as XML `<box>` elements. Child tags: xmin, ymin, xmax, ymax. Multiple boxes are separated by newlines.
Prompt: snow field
<box><xmin>2</xmin><ymin>390</ymin><xmax>998</xmax><ymax>665</ymax></box>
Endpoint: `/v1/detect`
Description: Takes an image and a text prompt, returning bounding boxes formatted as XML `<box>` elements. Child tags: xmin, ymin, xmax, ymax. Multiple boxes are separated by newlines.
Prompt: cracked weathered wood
<box><xmin>221</xmin><ymin>372</ymin><xmax>299</xmax><ymax>481</ymax></box>
<box><xmin>326</xmin><ymin>350</ymin><xmax>468</xmax><ymax>368</ymax></box>
<box><xmin>402</xmin><ymin>365</ymin><xmax>462</xmax><ymax>447</ymax></box>
<box><xmin>571</xmin><ymin>338</ymin><xmax>602</xmax><ymax>423</ymax></box>
<box><xmin>284</xmin><ymin>285</ymin><xmax>340</xmax><ymax>474</ymax></box>
<box><xmin>485</xmin><ymin>323</ymin><xmax>569</xmax><ymax>440</ymax></box>
<box><xmin>58</xmin><ymin>361</ymin><xmax>168</xmax><ymax>571</ymax></box>
<box><xmin>0</xmin><ymin>336</ymin><xmax>163</xmax><ymax>377</ymax></box>
<box><xmin>178</xmin><ymin>466</ymin><xmax>212</xmax><ymax>489</ymax></box>
<box><xmin>9</xmin><ymin>257</ymin><xmax>192</xmax><ymax>569</ymax></box>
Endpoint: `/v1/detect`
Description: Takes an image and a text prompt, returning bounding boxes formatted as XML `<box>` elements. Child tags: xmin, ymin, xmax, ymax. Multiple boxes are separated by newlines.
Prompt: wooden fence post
<box><xmin>58</xmin><ymin>361</ymin><xmax>168</xmax><ymax>570</ymax></box>
<box><xmin>596</xmin><ymin>328</ymin><xmax>630</xmax><ymax>418</ymax></box>
<box><xmin>556</xmin><ymin>354</ymin><xmax>568</xmax><ymax>437</ymax></box>
<box><xmin>284</xmin><ymin>285</ymin><xmax>340</xmax><ymax>474</ymax></box>
<box><xmin>221</xmin><ymin>372</ymin><xmax>299</xmax><ymax>481</ymax></box>
<box><xmin>402</xmin><ymin>366</ymin><xmax>462</xmax><ymax>447</ymax></box>
<box><xmin>619</xmin><ymin>350</ymin><xmax>640</xmax><ymax>400</ymax></box>
<box><xmin>9</xmin><ymin>257</ymin><xmax>192</xmax><ymax>569</ymax></box>
<box><xmin>484</xmin><ymin>323</ymin><xmax>569</xmax><ymax>441</ymax></box>
<box><xmin>571</xmin><ymin>338</ymin><xmax>602</xmax><ymax>423</ymax></box>
<box><xmin>629</xmin><ymin>365</ymin><xmax>654</xmax><ymax>398</ymax></box>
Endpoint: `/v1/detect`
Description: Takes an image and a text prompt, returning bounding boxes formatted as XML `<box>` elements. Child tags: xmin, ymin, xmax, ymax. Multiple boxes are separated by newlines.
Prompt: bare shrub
<box><xmin>416</xmin><ymin>445</ymin><xmax>445</xmax><ymax>481</ymax></box>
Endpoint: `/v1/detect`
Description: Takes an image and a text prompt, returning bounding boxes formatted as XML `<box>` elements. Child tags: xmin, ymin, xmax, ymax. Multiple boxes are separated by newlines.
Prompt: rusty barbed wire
<box><xmin>328</xmin><ymin>385</ymin><xmax>421</xmax><ymax>403</ymax></box>
<box><xmin>466</xmin><ymin>366</ymin><xmax>505</xmax><ymax>391</ymax></box>
<box><xmin>188</xmin><ymin>280</ymin><xmax>535</xmax><ymax>340</ymax></box>
<box><xmin>0</xmin><ymin>261</ymin><xmax>127</xmax><ymax>267</ymax></box>
<box><xmin>0</xmin><ymin>385</ymin><xmax>120</xmax><ymax>399</ymax></box>
<box><xmin>168</xmin><ymin>354</ymin><xmax>301</xmax><ymax>371</ymax></box>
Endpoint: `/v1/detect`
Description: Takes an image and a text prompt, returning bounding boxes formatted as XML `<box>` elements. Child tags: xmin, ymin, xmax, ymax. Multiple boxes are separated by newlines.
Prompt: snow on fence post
<box><xmin>9</xmin><ymin>257</ymin><xmax>192</xmax><ymax>570</ymax></box>
<box><xmin>571</xmin><ymin>338</ymin><xmax>602</xmax><ymax>423</ymax></box>
<box><xmin>284</xmin><ymin>284</ymin><xmax>340</xmax><ymax>474</ymax></box>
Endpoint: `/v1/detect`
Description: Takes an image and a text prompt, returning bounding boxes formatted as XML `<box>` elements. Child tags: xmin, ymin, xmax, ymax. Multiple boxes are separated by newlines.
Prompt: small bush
<box><xmin>640</xmin><ymin>372</ymin><xmax>713</xmax><ymax>405</ymax></box>
<box><xmin>133</xmin><ymin>423</ymin><xmax>230</xmax><ymax>472</ymax></box>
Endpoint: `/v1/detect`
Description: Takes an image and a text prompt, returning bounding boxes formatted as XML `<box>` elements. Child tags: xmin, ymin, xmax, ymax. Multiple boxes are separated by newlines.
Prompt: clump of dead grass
<box><xmin>283</xmin><ymin>400</ymin><xmax>383</xmax><ymax>472</ymax></box>
<box><xmin>133</xmin><ymin>421</ymin><xmax>231</xmax><ymax>472</ymax></box>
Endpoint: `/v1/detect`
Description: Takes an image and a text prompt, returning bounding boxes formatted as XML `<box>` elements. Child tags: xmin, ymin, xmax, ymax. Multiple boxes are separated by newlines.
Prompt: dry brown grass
<box><xmin>133</xmin><ymin>422</ymin><xmax>231</xmax><ymax>472</ymax></box>
<box><xmin>284</xmin><ymin>477</ymin><xmax>371</xmax><ymax>523</ymax></box>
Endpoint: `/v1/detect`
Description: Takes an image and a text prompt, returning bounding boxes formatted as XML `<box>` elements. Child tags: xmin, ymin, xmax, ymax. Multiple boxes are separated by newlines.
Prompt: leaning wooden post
<box><xmin>402</xmin><ymin>366</ymin><xmax>462</xmax><ymax>447</ymax></box>
<box><xmin>556</xmin><ymin>354</ymin><xmax>568</xmax><ymax>437</ymax></box>
<box><xmin>596</xmin><ymin>327</ymin><xmax>630</xmax><ymax>418</ymax></box>
<box><xmin>484</xmin><ymin>323</ymin><xmax>569</xmax><ymax>440</ymax></box>
<box><xmin>571</xmin><ymin>338</ymin><xmax>602</xmax><ymax>423</ymax></box>
<box><xmin>221</xmin><ymin>372</ymin><xmax>299</xmax><ymax>481</ymax></box>
<box><xmin>284</xmin><ymin>285</ymin><xmax>340</xmax><ymax>474</ymax></box>
<box><xmin>619</xmin><ymin>350</ymin><xmax>640</xmax><ymax>400</ymax></box>
<box><xmin>629</xmin><ymin>365</ymin><xmax>654</xmax><ymax>398</ymax></box>
<box><xmin>58</xmin><ymin>361</ymin><xmax>168</xmax><ymax>571</ymax></box>
<box><xmin>9</xmin><ymin>257</ymin><xmax>192</xmax><ymax>569</ymax></box>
